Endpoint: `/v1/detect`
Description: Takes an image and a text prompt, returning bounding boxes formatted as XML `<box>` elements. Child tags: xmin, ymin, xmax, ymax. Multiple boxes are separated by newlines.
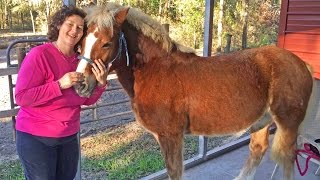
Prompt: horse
<box><xmin>74</xmin><ymin>3</ymin><xmax>314</xmax><ymax>180</ymax></box>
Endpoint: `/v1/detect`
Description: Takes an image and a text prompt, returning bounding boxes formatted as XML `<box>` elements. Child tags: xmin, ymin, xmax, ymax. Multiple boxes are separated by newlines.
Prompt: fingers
<box><xmin>60</xmin><ymin>60</ymin><xmax>107</xmax><ymax>90</ymax></box>
<box><xmin>92</xmin><ymin>59</ymin><xmax>108</xmax><ymax>86</ymax></box>
<box><xmin>58</xmin><ymin>72</ymin><xmax>83</xmax><ymax>89</ymax></box>
<box><xmin>92</xmin><ymin>59</ymin><xmax>107</xmax><ymax>76</ymax></box>
<box><xmin>92</xmin><ymin>59</ymin><xmax>106</xmax><ymax>73</ymax></box>
<box><xmin>69</xmin><ymin>72</ymin><xmax>84</xmax><ymax>83</ymax></box>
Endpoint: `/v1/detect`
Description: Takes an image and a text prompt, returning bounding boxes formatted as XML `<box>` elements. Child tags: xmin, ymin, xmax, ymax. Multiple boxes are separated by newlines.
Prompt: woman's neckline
<box><xmin>52</xmin><ymin>41</ymin><xmax>75</xmax><ymax>59</ymax></box>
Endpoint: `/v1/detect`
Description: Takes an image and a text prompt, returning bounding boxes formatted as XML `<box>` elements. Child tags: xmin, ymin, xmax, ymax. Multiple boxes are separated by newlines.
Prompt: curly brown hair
<box><xmin>47</xmin><ymin>5</ymin><xmax>87</xmax><ymax>51</ymax></box>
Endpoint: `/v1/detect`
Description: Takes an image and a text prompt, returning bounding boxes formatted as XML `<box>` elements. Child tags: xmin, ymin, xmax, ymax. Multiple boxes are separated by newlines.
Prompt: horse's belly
<box><xmin>188</xmin><ymin>117</ymin><xmax>252</xmax><ymax>136</ymax></box>
<box><xmin>188</xmin><ymin>104</ymin><xmax>267</xmax><ymax>136</ymax></box>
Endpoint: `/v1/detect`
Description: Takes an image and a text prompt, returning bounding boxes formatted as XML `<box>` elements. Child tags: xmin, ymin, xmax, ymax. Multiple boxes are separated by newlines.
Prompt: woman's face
<box><xmin>58</xmin><ymin>15</ymin><xmax>85</xmax><ymax>47</ymax></box>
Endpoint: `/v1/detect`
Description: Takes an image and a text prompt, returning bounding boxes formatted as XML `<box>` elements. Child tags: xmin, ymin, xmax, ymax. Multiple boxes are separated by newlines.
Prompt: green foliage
<box><xmin>1</xmin><ymin>0</ymin><xmax>280</xmax><ymax>50</ymax></box>
<box><xmin>171</xmin><ymin>0</ymin><xmax>205</xmax><ymax>49</ymax></box>
<box><xmin>246</xmin><ymin>0</ymin><xmax>280</xmax><ymax>48</ymax></box>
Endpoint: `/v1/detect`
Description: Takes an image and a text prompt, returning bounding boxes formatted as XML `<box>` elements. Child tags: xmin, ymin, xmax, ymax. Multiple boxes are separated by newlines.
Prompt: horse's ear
<box><xmin>115</xmin><ymin>7</ymin><xmax>130</xmax><ymax>25</ymax></box>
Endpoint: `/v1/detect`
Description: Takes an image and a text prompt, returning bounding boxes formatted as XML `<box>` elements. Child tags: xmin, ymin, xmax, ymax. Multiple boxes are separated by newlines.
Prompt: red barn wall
<box><xmin>278</xmin><ymin>0</ymin><xmax>320</xmax><ymax>79</ymax></box>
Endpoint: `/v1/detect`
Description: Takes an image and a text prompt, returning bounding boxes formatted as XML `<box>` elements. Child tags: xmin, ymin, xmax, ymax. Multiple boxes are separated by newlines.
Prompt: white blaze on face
<box><xmin>76</xmin><ymin>28</ymin><xmax>98</xmax><ymax>73</ymax></box>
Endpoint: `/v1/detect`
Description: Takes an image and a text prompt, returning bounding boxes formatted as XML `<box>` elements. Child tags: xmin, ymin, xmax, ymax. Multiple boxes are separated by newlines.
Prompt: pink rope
<box><xmin>295</xmin><ymin>143</ymin><xmax>320</xmax><ymax>176</ymax></box>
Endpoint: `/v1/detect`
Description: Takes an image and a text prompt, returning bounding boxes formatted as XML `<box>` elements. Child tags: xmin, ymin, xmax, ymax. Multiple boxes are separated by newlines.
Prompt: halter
<box><xmin>78</xmin><ymin>55</ymin><xmax>94</xmax><ymax>65</ymax></box>
<box><xmin>78</xmin><ymin>31</ymin><xmax>129</xmax><ymax>66</ymax></box>
<box><xmin>109</xmin><ymin>32</ymin><xmax>130</xmax><ymax>66</ymax></box>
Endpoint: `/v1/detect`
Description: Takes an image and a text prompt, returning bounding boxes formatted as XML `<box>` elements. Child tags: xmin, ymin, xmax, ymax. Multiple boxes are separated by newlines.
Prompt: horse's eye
<box><xmin>102</xmin><ymin>42</ymin><xmax>112</xmax><ymax>48</ymax></box>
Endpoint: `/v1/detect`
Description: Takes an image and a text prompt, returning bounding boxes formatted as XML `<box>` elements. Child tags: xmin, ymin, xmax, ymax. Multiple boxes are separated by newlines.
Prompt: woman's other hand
<box><xmin>91</xmin><ymin>59</ymin><xmax>111</xmax><ymax>87</ymax></box>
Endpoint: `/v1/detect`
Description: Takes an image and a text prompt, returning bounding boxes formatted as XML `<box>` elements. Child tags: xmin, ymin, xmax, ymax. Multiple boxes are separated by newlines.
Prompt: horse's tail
<box><xmin>270</xmin><ymin>61</ymin><xmax>317</xmax><ymax>178</ymax></box>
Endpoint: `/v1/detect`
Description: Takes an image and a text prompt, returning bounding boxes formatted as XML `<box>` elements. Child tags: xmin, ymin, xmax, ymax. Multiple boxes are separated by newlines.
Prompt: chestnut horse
<box><xmin>74</xmin><ymin>3</ymin><xmax>314</xmax><ymax>180</ymax></box>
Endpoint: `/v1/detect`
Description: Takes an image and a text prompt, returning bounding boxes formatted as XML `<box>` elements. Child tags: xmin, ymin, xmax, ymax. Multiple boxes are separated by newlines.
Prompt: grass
<box><xmin>80</xmin><ymin>121</ymin><xmax>199</xmax><ymax>179</ymax></box>
<box><xmin>83</xmin><ymin>146</ymin><xmax>164</xmax><ymax>179</ymax></box>
<box><xmin>0</xmin><ymin>160</ymin><xmax>24</xmax><ymax>180</ymax></box>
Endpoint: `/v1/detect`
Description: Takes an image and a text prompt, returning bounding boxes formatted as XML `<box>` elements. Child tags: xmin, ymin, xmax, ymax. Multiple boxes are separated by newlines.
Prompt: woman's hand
<box><xmin>58</xmin><ymin>72</ymin><xmax>84</xmax><ymax>89</ymax></box>
<box><xmin>91</xmin><ymin>59</ymin><xmax>111</xmax><ymax>87</ymax></box>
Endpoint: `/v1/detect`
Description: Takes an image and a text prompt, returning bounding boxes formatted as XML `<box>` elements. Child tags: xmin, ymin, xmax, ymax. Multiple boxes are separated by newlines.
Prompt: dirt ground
<box><xmin>0</xmin><ymin>47</ymin><xmax>18</xmax><ymax>163</ymax></box>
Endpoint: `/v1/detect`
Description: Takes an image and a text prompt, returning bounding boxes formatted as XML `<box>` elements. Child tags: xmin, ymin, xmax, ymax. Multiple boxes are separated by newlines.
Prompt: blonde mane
<box><xmin>85</xmin><ymin>3</ymin><xmax>174</xmax><ymax>52</ymax></box>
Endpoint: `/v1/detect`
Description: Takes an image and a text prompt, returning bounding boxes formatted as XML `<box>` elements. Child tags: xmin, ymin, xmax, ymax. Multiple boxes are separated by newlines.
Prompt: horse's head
<box><xmin>74</xmin><ymin>6</ymin><xmax>129</xmax><ymax>97</ymax></box>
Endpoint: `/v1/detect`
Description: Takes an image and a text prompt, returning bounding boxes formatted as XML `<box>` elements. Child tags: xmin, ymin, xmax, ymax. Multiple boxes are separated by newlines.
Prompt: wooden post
<box><xmin>162</xmin><ymin>23</ymin><xmax>169</xmax><ymax>33</ymax></box>
<box><xmin>16</xmin><ymin>43</ymin><xmax>26</xmax><ymax>69</ymax></box>
<box><xmin>224</xmin><ymin>34</ymin><xmax>232</xmax><ymax>53</ymax></box>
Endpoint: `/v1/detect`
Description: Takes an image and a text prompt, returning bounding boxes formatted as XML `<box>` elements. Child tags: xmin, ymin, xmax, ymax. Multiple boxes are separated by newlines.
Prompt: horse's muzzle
<box><xmin>73</xmin><ymin>82</ymin><xmax>92</xmax><ymax>98</ymax></box>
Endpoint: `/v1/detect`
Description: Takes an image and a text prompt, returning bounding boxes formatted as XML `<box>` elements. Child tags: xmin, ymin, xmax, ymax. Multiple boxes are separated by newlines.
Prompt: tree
<box><xmin>217</xmin><ymin>0</ymin><xmax>224</xmax><ymax>52</ymax></box>
<box><xmin>241</xmin><ymin>0</ymin><xmax>249</xmax><ymax>49</ymax></box>
<box><xmin>12</xmin><ymin>1</ymin><xmax>36</xmax><ymax>33</ymax></box>
<box><xmin>173</xmin><ymin>0</ymin><xmax>205</xmax><ymax>49</ymax></box>
<box><xmin>10</xmin><ymin>0</ymin><xmax>62</xmax><ymax>33</ymax></box>
<box><xmin>3</xmin><ymin>0</ymin><xmax>11</xmax><ymax>29</ymax></box>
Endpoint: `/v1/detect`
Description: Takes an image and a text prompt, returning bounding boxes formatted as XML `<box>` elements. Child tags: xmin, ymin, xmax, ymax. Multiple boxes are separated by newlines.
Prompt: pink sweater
<box><xmin>15</xmin><ymin>43</ymin><xmax>106</xmax><ymax>137</ymax></box>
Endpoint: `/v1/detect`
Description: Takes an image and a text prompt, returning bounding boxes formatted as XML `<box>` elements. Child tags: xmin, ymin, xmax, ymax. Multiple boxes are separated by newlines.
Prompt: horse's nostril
<box><xmin>81</xmin><ymin>83</ymin><xmax>89</xmax><ymax>92</ymax></box>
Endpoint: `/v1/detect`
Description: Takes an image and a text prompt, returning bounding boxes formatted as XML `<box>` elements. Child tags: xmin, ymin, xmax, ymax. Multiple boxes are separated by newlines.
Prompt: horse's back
<box><xmin>181</xmin><ymin>45</ymin><xmax>313</xmax><ymax>135</ymax></box>
<box><xmin>133</xmin><ymin>45</ymin><xmax>313</xmax><ymax>135</ymax></box>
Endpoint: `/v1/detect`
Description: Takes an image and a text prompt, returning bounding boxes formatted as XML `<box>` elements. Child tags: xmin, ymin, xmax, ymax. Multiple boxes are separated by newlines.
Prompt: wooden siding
<box><xmin>278</xmin><ymin>0</ymin><xmax>320</xmax><ymax>79</ymax></box>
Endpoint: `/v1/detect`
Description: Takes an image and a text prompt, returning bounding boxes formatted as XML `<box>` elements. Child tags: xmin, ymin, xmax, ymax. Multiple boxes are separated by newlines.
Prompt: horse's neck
<box><xmin>115</xmin><ymin>28</ymin><xmax>171</xmax><ymax>98</ymax></box>
<box><xmin>115</xmin><ymin>65</ymin><xmax>135</xmax><ymax>98</ymax></box>
<box><xmin>138</xmin><ymin>35</ymin><xmax>169</xmax><ymax>64</ymax></box>
<box><xmin>123</xmin><ymin>25</ymin><xmax>170</xmax><ymax>66</ymax></box>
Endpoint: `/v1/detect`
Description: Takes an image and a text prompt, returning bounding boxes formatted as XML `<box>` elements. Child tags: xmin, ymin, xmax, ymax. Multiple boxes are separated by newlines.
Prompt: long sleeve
<box><xmin>15</xmin><ymin>43</ymin><xmax>91</xmax><ymax>137</ymax></box>
<box><xmin>15</xmin><ymin>48</ymin><xmax>62</xmax><ymax>107</ymax></box>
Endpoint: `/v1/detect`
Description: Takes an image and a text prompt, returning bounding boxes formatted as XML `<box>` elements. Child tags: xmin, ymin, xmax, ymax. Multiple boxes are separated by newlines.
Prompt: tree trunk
<box><xmin>217</xmin><ymin>0</ymin><xmax>224</xmax><ymax>52</ymax></box>
<box><xmin>158</xmin><ymin>0</ymin><xmax>162</xmax><ymax>21</ymax></box>
<box><xmin>193</xmin><ymin>30</ymin><xmax>197</xmax><ymax>49</ymax></box>
<box><xmin>163</xmin><ymin>0</ymin><xmax>171</xmax><ymax>22</ymax></box>
<box><xmin>30</xmin><ymin>10</ymin><xmax>36</xmax><ymax>34</ymax></box>
<box><xmin>0</xmin><ymin>2</ymin><xmax>2</xmax><ymax>29</ymax></box>
<box><xmin>9</xmin><ymin>9</ymin><xmax>12</xmax><ymax>30</ymax></box>
<box><xmin>45</xmin><ymin>1</ymin><xmax>51</xmax><ymax>32</ymax></box>
<box><xmin>21</xmin><ymin>13</ymin><xmax>24</xmax><ymax>29</ymax></box>
<box><xmin>224</xmin><ymin>34</ymin><xmax>232</xmax><ymax>53</ymax></box>
<box><xmin>4</xmin><ymin>4</ymin><xmax>9</xmax><ymax>29</ymax></box>
<box><xmin>241</xmin><ymin>0</ymin><xmax>249</xmax><ymax>49</ymax></box>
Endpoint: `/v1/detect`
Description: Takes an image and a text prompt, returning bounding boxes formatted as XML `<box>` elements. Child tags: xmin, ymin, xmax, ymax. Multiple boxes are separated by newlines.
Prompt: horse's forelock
<box><xmin>86</xmin><ymin>3</ymin><xmax>177</xmax><ymax>52</ymax></box>
<box><xmin>85</xmin><ymin>6</ymin><xmax>117</xmax><ymax>33</ymax></box>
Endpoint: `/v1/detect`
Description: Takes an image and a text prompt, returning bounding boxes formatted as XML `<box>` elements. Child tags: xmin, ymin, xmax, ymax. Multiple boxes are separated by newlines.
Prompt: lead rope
<box><xmin>295</xmin><ymin>143</ymin><xmax>320</xmax><ymax>176</ymax></box>
<box><xmin>109</xmin><ymin>32</ymin><xmax>130</xmax><ymax>66</ymax></box>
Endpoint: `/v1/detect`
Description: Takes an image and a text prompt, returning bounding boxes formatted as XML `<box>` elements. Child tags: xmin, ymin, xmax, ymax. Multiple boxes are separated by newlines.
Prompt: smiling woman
<box><xmin>13</xmin><ymin>5</ymin><xmax>110</xmax><ymax>180</ymax></box>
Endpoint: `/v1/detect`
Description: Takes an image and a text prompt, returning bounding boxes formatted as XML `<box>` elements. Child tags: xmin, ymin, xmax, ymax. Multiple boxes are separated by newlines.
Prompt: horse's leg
<box><xmin>155</xmin><ymin>133</ymin><xmax>184</xmax><ymax>180</ymax></box>
<box><xmin>270</xmin><ymin>120</ymin><xmax>298</xmax><ymax>180</ymax></box>
<box><xmin>234</xmin><ymin>125</ymin><xmax>270</xmax><ymax>180</ymax></box>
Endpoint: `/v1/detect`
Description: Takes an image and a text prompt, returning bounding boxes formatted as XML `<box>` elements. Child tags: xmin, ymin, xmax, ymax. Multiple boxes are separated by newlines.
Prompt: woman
<box><xmin>15</xmin><ymin>6</ymin><xmax>108</xmax><ymax>180</ymax></box>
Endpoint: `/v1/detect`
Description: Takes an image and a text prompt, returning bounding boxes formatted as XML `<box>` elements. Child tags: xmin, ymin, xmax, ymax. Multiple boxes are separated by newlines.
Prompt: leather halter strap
<box><xmin>77</xmin><ymin>31</ymin><xmax>129</xmax><ymax>66</ymax></box>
